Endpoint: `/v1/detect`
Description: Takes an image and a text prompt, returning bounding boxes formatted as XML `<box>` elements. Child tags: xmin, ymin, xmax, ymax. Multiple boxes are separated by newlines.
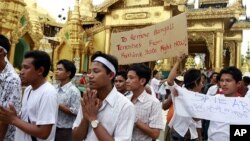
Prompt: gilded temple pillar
<box><xmin>72</xmin><ymin>43</ymin><xmax>81</xmax><ymax>73</ymax></box>
<box><xmin>9</xmin><ymin>34</ymin><xmax>19</xmax><ymax>64</ymax></box>
<box><xmin>105</xmin><ymin>27</ymin><xmax>111</xmax><ymax>54</ymax></box>
<box><xmin>236</xmin><ymin>41</ymin><xmax>241</xmax><ymax>69</ymax></box>
<box><xmin>9</xmin><ymin>44</ymin><xmax>16</xmax><ymax>64</ymax></box>
<box><xmin>229</xmin><ymin>42</ymin><xmax>236</xmax><ymax>66</ymax></box>
<box><xmin>162</xmin><ymin>59</ymin><xmax>172</xmax><ymax>71</ymax></box>
<box><xmin>215</xmin><ymin>31</ymin><xmax>224</xmax><ymax>72</ymax></box>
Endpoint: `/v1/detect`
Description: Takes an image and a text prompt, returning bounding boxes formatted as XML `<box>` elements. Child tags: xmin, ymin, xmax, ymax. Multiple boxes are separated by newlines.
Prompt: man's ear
<box><xmin>0</xmin><ymin>48</ymin><xmax>5</xmax><ymax>56</ymax></box>
<box><xmin>140</xmin><ymin>78</ymin><xmax>146</xmax><ymax>86</ymax></box>
<box><xmin>66</xmin><ymin>71</ymin><xmax>71</xmax><ymax>78</ymax></box>
<box><xmin>108</xmin><ymin>72</ymin><xmax>115</xmax><ymax>81</ymax></box>
<box><xmin>37</xmin><ymin>66</ymin><xmax>45</xmax><ymax>76</ymax></box>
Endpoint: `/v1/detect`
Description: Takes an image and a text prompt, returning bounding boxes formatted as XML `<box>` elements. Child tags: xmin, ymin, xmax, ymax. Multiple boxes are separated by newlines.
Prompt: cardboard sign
<box><xmin>110</xmin><ymin>13</ymin><xmax>188</xmax><ymax>65</ymax></box>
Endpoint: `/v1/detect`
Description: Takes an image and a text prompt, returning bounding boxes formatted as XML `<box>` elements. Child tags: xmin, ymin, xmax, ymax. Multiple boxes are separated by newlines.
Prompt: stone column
<box><xmin>9</xmin><ymin>36</ymin><xmax>19</xmax><ymax>64</ymax></box>
<box><xmin>105</xmin><ymin>27</ymin><xmax>111</xmax><ymax>54</ymax></box>
<box><xmin>236</xmin><ymin>41</ymin><xmax>241</xmax><ymax>68</ymax></box>
<box><xmin>215</xmin><ymin>31</ymin><xmax>224</xmax><ymax>72</ymax></box>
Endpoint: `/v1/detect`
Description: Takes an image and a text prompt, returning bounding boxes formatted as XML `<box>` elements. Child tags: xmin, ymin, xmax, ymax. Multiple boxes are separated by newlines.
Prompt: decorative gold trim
<box><xmin>187</xmin><ymin>7</ymin><xmax>245</xmax><ymax>20</ymax></box>
<box><xmin>122</xmin><ymin>12</ymin><xmax>150</xmax><ymax>20</ymax></box>
<box><xmin>86</xmin><ymin>24</ymin><xmax>105</xmax><ymax>34</ymax></box>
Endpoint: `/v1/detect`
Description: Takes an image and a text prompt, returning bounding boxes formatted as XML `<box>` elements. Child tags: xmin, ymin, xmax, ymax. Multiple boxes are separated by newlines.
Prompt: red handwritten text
<box><xmin>160</xmin><ymin>43</ymin><xmax>172</xmax><ymax>54</ymax></box>
<box><xmin>117</xmin><ymin>43</ymin><xmax>142</xmax><ymax>51</ymax></box>
<box><xmin>130</xmin><ymin>33</ymin><xmax>150</xmax><ymax>40</ymax></box>
<box><xmin>121</xmin><ymin>52</ymin><xmax>143</xmax><ymax>58</ymax></box>
<box><xmin>149</xmin><ymin>39</ymin><xmax>162</xmax><ymax>47</ymax></box>
<box><xmin>154</xmin><ymin>23</ymin><xmax>174</xmax><ymax>35</ymax></box>
<box><xmin>145</xmin><ymin>48</ymin><xmax>157</xmax><ymax>55</ymax></box>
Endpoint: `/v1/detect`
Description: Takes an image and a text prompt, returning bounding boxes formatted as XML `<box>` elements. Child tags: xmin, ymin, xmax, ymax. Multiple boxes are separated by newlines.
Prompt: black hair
<box><xmin>218</xmin><ymin>66</ymin><xmax>242</xmax><ymax>83</ymax></box>
<box><xmin>152</xmin><ymin>70</ymin><xmax>159</xmax><ymax>77</ymax></box>
<box><xmin>243</xmin><ymin>76</ymin><xmax>250</xmax><ymax>86</ymax></box>
<box><xmin>174</xmin><ymin>79</ymin><xmax>183</xmax><ymax>86</ymax></box>
<box><xmin>128</xmin><ymin>63</ymin><xmax>151</xmax><ymax>86</ymax></box>
<box><xmin>0</xmin><ymin>34</ymin><xmax>11</xmax><ymax>53</ymax></box>
<box><xmin>91</xmin><ymin>51</ymin><xmax>118</xmax><ymax>82</ymax></box>
<box><xmin>116</xmin><ymin>70</ymin><xmax>127</xmax><ymax>80</ymax></box>
<box><xmin>210</xmin><ymin>72</ymin><xmax>219</xmax><ymax>80</ymax></box>
<box><xmin>24</xmin><ymin>50</ymin><xmax>51</xmax><ymax>77</ymax></box>
<box><xmin>57</xmin><ymin>59</ymin><xmax>76</xmax><ymax>79</ymax></box>
<box><xmin>184</xmin><ymin>69</ymin><xmax>201</xmax><ymax>89</ymax></box>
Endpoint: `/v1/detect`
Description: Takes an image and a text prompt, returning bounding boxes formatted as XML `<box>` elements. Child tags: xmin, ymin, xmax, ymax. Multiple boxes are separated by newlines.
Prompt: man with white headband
<box><xmin>72</xmin><ymin>51</ymin><xmax>135</xmax><ymax>141</ymax></box>
<box><xmin>0</xmin><ymin>34</ymin><xmax>22</xmax><ymax>141</ymax></box>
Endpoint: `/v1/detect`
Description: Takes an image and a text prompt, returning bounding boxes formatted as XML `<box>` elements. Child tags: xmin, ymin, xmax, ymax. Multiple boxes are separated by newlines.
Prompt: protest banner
<box><xmin>110</xmin><ymin>13</ymin><xmax>188</xmax><ymax>65</ymax></box>
<box><xmin>174</xmin><ymin>86</ymin><xmax>250</xmax><ymax>124</ymax></box>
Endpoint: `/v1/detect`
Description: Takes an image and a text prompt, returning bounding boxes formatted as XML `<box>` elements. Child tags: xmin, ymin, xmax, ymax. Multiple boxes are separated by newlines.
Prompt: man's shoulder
<box><xmin>37</xmin><ymin>82</ymin><xmax>57</xmax><ymax>95</ymax></box>
<box><xmin>115</xmin><ymin>92</ymin><xmax>134</xmax><ymax>107</ymax></box>
<box><xmin>143</xmin><ymin>92</ymin><xmax>160</xmax><ymax>103</ymax></box>
<box><xmin>5</xmin><ymin>72</ymin><xmax>21</xmax><ymax>83</ymax></box>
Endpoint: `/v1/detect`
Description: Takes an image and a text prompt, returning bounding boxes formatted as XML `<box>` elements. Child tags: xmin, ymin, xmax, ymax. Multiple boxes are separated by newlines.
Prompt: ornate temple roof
<box><xmin>187</xmin><ymin>6</ymin><xmax>245</xmax><ymax>20</ymax></box>
<box><xmin>231</xmin><ymin>20</ymin><xmax>250</xmax><ymax>30</ymax></box>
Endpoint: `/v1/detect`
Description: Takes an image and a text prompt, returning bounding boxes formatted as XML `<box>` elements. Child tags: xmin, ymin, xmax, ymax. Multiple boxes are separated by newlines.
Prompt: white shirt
<box><xmin>73</xmin><ymin>87</ymin><xmax>135</xmax><ymax>141</ymax></box>
<box><xmin>207</xmin><ymin>94</ymin><xmax>229</xmax><ymax>141</ymax></box>
<box><xmin>245</xmin><ymin>85</ymin><xmax>250</xmax><ymax>98</ymax></box>
<box><xmin>129</xmin><ymin>91</ymin><xmax>164</xmax><ymax>141</ymax></box>
<box><xmin>150</xmin><ymin>78</ymin><xmax>160</xmax><ymax>93</ymax></box>
<box><xmin>169</xmin><ymin>83</ymin><xmax>199</xmax><ymax>139</ymax></box>
<box><xmin>206</xmin><ymin>85</ymin><xmax>218</xmax><ymax>96</ymax></box>
<box><xmin>15</xmin><ymin>82</ymin><xmax>58</xmax><ymax>141</ymax></box>
<box><xmin>208</xmin><ymin>121</ymin><xmax>229</xmax><ymax>141</ymax></box>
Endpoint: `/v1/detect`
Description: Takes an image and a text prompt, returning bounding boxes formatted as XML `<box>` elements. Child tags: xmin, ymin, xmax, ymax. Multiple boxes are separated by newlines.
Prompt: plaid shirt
<box><xmin>130</xmin><ymin>91</ymin><xmax>164</xmax><ymax>141</ymax></box>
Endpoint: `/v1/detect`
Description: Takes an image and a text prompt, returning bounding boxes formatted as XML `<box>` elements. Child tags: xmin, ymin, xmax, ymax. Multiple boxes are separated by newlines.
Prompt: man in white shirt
<box><xmin>164</xmin><ymin>54</ymin><xmax>202</xmax><ymax>141</ymax></box>
<box><xmin>208</xmin><ymin>66</ymin><xmax>243</xmax><ymax>141</ymax></box>
<box><xmin>0</xmin><ymin>50</ymin><xmax>58</xmax><ymax>141</ymax></box>
<box><xmin>126</xmin><ymin>64</ymin><xmax>164</xmax><ymax>141</ymax></box>
<box><xmin>150</xmin><ymin>70</ymin><xmax>167</xmax><ymax>101</ymax></box>
<box><xmin>72</xmin><ymin>51</ymin><xmax>135</xmax><ymax>141</ymax></box>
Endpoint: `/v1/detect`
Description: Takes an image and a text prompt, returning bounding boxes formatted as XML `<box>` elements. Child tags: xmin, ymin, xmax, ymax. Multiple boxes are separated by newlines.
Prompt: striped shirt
<box><xmin>129</xmin><ymin>90</ymin><xmax>164</xmax><ymax>141</ymax></box>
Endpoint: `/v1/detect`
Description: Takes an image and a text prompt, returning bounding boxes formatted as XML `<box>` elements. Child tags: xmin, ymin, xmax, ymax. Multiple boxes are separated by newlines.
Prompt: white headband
<box><xmin>94</xmin><ymin>56</ymin><xmax>116</xmax><ymax>75</ymax></box>
<box><xmin>0</xmin><ymin>46</ymin><xmax>7</xmax><ymax>53</ymax></box>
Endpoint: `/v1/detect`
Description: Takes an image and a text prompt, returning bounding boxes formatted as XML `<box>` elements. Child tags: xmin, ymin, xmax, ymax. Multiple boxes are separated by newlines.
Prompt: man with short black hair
<box><xmin>72</xmin><ymin>51</ymin><xmax>135</xmax><ymax>141</ymax></box>
<box><xmin>126</xmin><ymin>63</ymin><xmax>164</xmax><ymax>141</ymax></box>
<box><xmin>208</xmin><ymin>66</ymin><xmax>243</xmax><ymax>141</ymax></box>
<box><xmin>0</xmin><ymin>50</ymin><xmax>58</xmax><ymax>141</ymax></box>
<box><xmin>0</xmin><ymin>34</ymin><xmax>21</xmax><ymax>141</ymax></box>
<box><xmin>54</xmin><ymin>59</ymin><xmax>81</xmax><ymax>141</ymax></box>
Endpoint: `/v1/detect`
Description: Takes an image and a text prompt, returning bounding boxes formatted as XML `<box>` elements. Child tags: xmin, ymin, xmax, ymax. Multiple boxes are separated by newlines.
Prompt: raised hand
<box><xmin>82</xmin><ymin>89</ymin><xmax>102</xmax><ymax>122</ymax></box>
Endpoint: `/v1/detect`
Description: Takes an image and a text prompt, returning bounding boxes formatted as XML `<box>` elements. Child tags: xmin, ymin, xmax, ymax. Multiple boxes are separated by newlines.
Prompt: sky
<box><xmin>35</xmin><ymin>0</ymin><xmax>250</xmax><ymax>55</ymax></box>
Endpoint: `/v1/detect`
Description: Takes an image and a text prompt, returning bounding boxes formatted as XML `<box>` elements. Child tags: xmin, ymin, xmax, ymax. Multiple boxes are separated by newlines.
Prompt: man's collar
<box><xmin>58</xmin><ymin>81</ymin><xmax>73</xmax><ymax>92</ymax></box>
<box><xmin>104</xmin><ymin>87</ymin><xmax>118</xmax><ymax>107</ymax></box>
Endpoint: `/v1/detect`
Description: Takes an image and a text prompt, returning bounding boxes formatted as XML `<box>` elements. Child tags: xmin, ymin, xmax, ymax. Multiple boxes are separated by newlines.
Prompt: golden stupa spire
<box><xmin>70</xmin><ymin>0</ymin><xmax>80</xmax><ymax>23</ymax></box>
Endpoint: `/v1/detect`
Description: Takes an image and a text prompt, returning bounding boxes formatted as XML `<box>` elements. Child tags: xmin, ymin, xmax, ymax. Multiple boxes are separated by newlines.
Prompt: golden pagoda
<box><xmin>1</xmin><ymin>0</ymin><xmax>250</xmax><ymax>72</ymax></box>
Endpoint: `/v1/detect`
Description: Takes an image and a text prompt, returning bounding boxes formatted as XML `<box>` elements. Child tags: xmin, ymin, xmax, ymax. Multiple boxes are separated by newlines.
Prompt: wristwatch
<box><xmin>91</xmin><ymin>120</ymin><xmax>100</xmax><ymax>128</ymax></box>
